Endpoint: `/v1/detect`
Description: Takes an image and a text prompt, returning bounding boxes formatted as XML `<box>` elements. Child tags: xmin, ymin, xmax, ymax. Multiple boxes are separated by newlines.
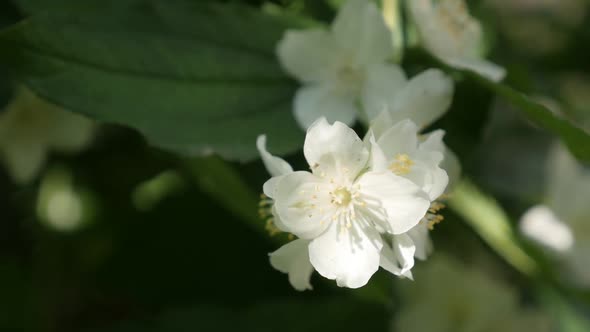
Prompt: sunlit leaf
<box><xmin>0</xmin><ymin>1</ymin><xmax>305</xmax><ymax>160</ymax></box>
<box><xmin>448</xmin><ymin>179</ymin><xmax>539</xmax><ymax>276</ymax></box>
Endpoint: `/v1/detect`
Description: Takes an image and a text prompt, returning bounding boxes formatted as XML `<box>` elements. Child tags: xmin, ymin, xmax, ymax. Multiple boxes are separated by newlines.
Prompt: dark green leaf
<box><xmin>0</xmin><ymin>1</ymin><xmax>304</xmax><ymax>160</ymax></box>
<box><xmin>88</xmin><ymin>299</ymin><xmax>389</xmax><ymax>332</ymax></box>
<box><xmin>466</xmin><ymin>72</ymin><xmax>590</xmax><ymax>164</ymax></box>
<box><xmin>12</xmin><ymin>0</ymin><xmax>138</xmax><ymax>14</ymax></box>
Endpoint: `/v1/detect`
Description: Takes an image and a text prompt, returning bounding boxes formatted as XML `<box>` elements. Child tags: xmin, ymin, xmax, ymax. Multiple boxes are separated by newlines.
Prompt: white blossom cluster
<box><xmin>256</xmin><ymin>0</ymin><xmax>503</xmax><ymax>289</ymax></box>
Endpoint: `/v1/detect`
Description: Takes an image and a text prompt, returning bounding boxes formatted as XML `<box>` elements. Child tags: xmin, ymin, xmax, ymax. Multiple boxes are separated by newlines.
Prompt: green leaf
<box><xmin>0</xmin><ymin>1</ymin><xmax>304</xmax><ymax>160</ymax></box>
<box><xmin>538</xmin><ymin>287</ymin><xmax>590</xmax><ymax>332</ymax></box>
<box><xmin>448</xmin><ymin>179</ymin><xmax>539</xmax><ymax>276</ymax></box>
<box><xmin>12</xmin><ymin>0</ymin><xmax>135</xmax><ymax>14</ymax></box>
<box><xmin>466</xmin><ymin>72</ymin><xmax>590</xmax><ymax>164</ymax></box>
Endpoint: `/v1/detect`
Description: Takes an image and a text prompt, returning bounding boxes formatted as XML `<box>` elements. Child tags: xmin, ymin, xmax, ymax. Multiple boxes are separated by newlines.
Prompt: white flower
<box><xmin>277</xmin><ymin>0</ymin><xmax>402</xmax><ymax>128</ymax></box>
<box><xmin>366</xmin><ymin>68</ymin><xmax>461</xmax><ymax>192</ymax></box>
<box><xmin>257</xmin><ymin>118</ymin><xmax>431</xmax><ymax>289</ymax></box>
<box><xmin>364</xmin><ymin>69</ymin><xmax>454</xmax><ymax>131</ymax></box>
<box><xmin>0</xmin><ymin>87</ymin><xmax>95</xmax><ymax>183</ymax></box>
<box><xmin>368</xmin><ymin>119</ymin><xmax>448</xmax><ymax>270</ymax></box>
<box><xmin>519</xmin><ymin>206</ymin><xmax>574</xmax><ymax>253</ymax></box>
<box><xmin>370</xmin><ymin>120</ymin><xmax>448</xmax><ymax>201</ymax></box>
<box><xmin>519</xmin><ymin>143</ymin><xmax>590</xmax><ymax>287</ymax></box>
<box><xmin>395</xmin><ymin>255</ymin><xmax>551</xmax><ymax>332</ymax></box>
<box><xmin>363</xmin><ymin>69</ymin><xmax>460</xmax><ymax>264</ymax></box>
<box><xmin>408</xmin><ymin>0</ymin><xmax>506</xmax><ymax>82</ymax></box>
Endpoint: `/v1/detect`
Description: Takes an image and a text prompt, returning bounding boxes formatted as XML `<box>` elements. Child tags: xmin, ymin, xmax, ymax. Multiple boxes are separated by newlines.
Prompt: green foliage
<box><xmin>465</xmin><ymin>72</ymin><xmax>590</xmax><ymax>164</ymax></box>
<box><xmin>0</xmin><ymin>0</ymin><xmax>304</xmax><ymax>161</ymax></box>
<box><xmin>1</xmin><ymin>0</ymin><xmax>590</xmax><ymax>331</ymax></box>
<box><xmin>448</xmin><ymin>179</ymin><xmax>538</xmax><ymax>276</ymax></box>
<box><xmin>89</xmin><ymin>299</ymin><xmax>389</xmax><ymax>332</ymax></box>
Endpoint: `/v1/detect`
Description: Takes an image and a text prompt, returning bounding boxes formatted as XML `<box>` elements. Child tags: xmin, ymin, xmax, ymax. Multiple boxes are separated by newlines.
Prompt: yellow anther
<box><xmin>258</xmin><ymin>208</ymin><xmax>272</xmax><ymax>218</ymax></box>
<box><xmin>427</xmin><ymin>214</ymin><xmax>444</xmax><ymax>230</ymax></box>
<box><xmin>265</xmin><ymin>219</ymin><xmax>282</xmax><ymax>236</ymax></box>
<box><xmin>389</xmin><ymin>154</ymin><xmax>414</xmax><ymax>175</ymax></box>
<box><xmin>331</xmin><ymin>187</ymin><xmax>352</xmax><ymax>206</ymax></box>
<box><xmin>429</xmin><ymin>202</ymin><xmax>446</xmax><ymax>214</ymax></box>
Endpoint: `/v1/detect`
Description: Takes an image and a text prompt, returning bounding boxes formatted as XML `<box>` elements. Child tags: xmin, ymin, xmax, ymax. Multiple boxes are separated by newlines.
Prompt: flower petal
<box><xmin>331</xmin><ymin>0</ymin><xmax>393</xmax><ymax>66</ymax></box>
<box><xmin>380</xmin><ymin>234</ymin><xmax>416</xmax><ymax>276</ymax></box>
<box><xmin>308</xmin><ymin>221</ymin><xmax>383</xmax><ymax>288</ymax></box>
<box><xmin>367</xmin><ymin>133</ymin><xmax>389</xmax><ymax>172</ymax></box>
<box><xmin>519</xmin><ymin>205</ymin><xmax>574</xmax><ymax>254</ymax></box>
<box><xmin>441</xmin><ymin>145</ymin><xmax>462</xmax><ymax>194</ymax></box>
<box><xmin>408</xmin><ymin>130</ymin><xmax>449</xmax><ymax>200</ymax></box>
<box><xmin>269</xmin><ymin>239</ymin><xmax>315</xmax><ymax>291</ymax></box>
<box><xmin>444</xmin><ymin>57</ymin><xmax>506</xmax><ymax>82</ymax></box>
<box><xmin>409</xmin><ymin>0</ymin><xmax>483</xmax><ymax>60</ymax></box>
<box><xmin>303</xmin><ymin>117</ymin><xmax>369</xmax><ymax>181</ymax></box>
<box><xmin>273</xmin><ymin>171</ymin><xmax>333</xmax><ymax>238</ymax></box>
<box><xmin>373</xmin><ymin>69</ymin><xmax>454</xmax><ymax>132</ymax></box>
<box><xmin>374</xmin><ymin>119</ymin><xmax>419</xmax><ymax>159</ymax></box>
<box><xmin>294</xmin><ymin>85</ymin><xmax>357</xmax><ymax>129</ymax></box>
<box><xmin>403</xmin><ymin>162</ymin><xmax>448</xmax><ymax>202</ymax></box>
<box><xmin>262</xmin><ymin>176</ymin><xmax>282</xmax><ymax>198</ymax></box>
<box><xmin>367</xmin><ymin>109</ymin><xmax>397</xmax><ymax>140</ymax></box>
<box><xmin>358</xmin><ymin>171</ymin><xmax>430</xmax><ymax>234</ymax></box>
<box><xmin>256</xmin><ymin>135</ymin><xmax>293</xmax><ymax>177</ymax></box>
<box><xmin>361</xmin><ymin>63</ymin><xmax>408</xmax><ymax>122</ymax></box>
<box><xmin>419</xmin><ymin>129</ymin><xmax>446</xmax><ymax>156</ymax></box>
<box><xmin>276</xmin><ymin>29</ymin><xmax>340</xmax><ymax>83</ymax></box>
<box><xmin>407</xmin><ymin>222</ymin><xmax>433</xmax><ymax>260</ymax></box>
<box><xmin>0</xmin><ymin>141</ymin><xmax>46</xmax><ymax>184</ymax></box>
<box><xmin>46</xmin><ymin>109</ymin><xmax>95</xmax><ymax>152</ymax></box>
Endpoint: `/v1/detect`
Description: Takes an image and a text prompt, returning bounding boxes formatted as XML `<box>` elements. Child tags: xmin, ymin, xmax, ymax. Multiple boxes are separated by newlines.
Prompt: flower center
<box><xmin>331</xmin><ymin>187</ymin><xmax>352</xmax><ymax>206</ymax></box>
<box><xmin>389</xmin><ymin>154</ymin><xmax>414</xmax><ymax>175</ymax></box>
<box><xmin>335</xmin><ymin>65</ymin><xmax>364</xmax><ymax>94</ymax></box>
<box><xmin>434</xmin><ymin>0</ymin><xmax>481</xmax><ymax>56</ymax></box>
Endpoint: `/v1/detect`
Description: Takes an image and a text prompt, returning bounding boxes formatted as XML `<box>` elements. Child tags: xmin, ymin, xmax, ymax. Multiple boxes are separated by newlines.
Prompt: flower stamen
<box><xmin>389</xmin><ymin>154</ymin><xmax>414</xmax><ymax>175</ymax></box>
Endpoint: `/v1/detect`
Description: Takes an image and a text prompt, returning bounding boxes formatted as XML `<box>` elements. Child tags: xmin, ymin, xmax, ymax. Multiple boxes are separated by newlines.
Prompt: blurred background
<box><xmin>0</xmin><ymin>0</ymin><xmax>590</xmax><ymax>331</ymax></box>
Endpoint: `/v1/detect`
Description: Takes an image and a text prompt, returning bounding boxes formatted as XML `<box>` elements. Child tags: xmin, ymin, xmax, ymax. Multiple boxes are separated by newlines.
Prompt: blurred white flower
<box><xmin>37</xmin><ymin>167</ymin><xmax>93</xmax><ymax>233</ymax></box>
<box><xmin>0</xmin><ymin>87</ymin><xmax>95</xmax><ymax>183</ymax></box>
<box><xmin>520</xmin><ymin>205</ymin><xmax>574</xmax><ymax>253</ymax></box>
<box><xmin>277</xmin><ymin>0</ymin><xmax>401</xmax><ymax>128</ymax></box>
<box><xmin>363</xmin><ymin>69</ymin><xmax>454</xmax><ymax>127</ymax></box>
<box><xmin>396</xmin><ymin>255</ymin><xmax>551</xmax><ymax>332</ymax></box>
<box><xmin>257</xmin><ymin>118</ymin><xmax>434</xmax><ymax>289</ymax></box>
<box><xmin>408</xmin><ymin>0</ymin><xmax>506</xmax><ymax>82</ymax></box>
<box><xmin>519</xmin><ymin>143</ymin><xmax>590</xmax><ymax>287</ymax></box>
